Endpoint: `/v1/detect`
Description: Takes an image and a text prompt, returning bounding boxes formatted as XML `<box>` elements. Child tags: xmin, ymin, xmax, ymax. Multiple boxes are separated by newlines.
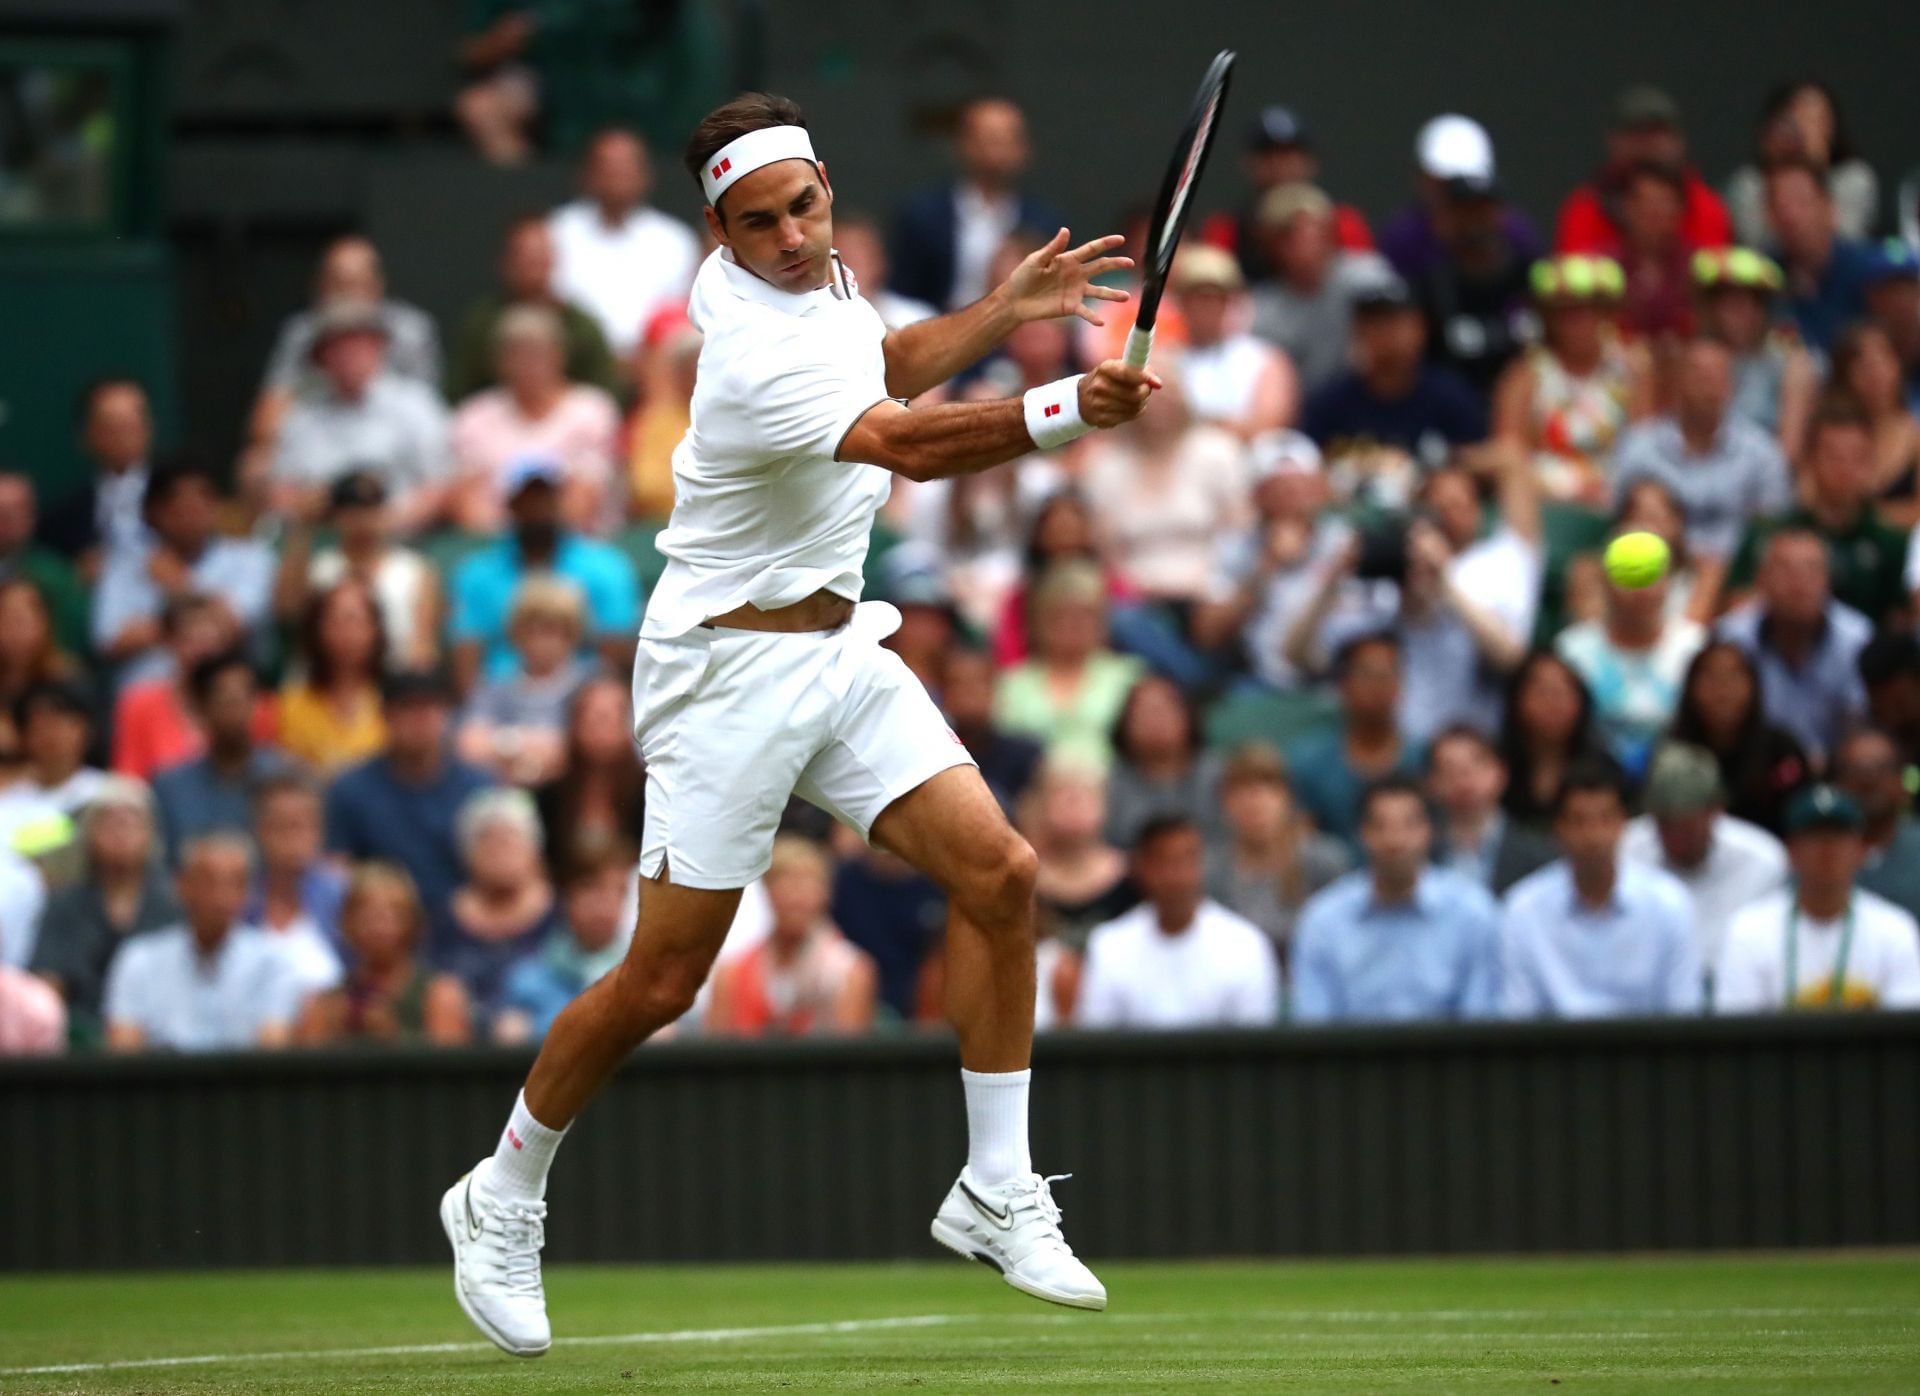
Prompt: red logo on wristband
<box><xmin>1044</xmin><ymin>404</ymin><xmax>1061</xmax><ymax>418</ymax></box>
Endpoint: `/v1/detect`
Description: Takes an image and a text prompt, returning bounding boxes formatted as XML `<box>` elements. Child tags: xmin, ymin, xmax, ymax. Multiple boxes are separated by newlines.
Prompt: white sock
<box><xmin>481</xmin><ymin>1092</ymin><xmax>568</xmax><ymax>1201</ymax></box>
<box><xmin>962</xmin><ymin>1068</ymin><xmax>1032</xmax><ymax>1187</ymax></box>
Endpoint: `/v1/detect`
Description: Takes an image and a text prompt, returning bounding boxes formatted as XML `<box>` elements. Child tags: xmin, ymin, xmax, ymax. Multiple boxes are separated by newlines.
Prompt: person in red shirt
<box><xmin>1201</xmin><ymin>105</ymin><xmax>1372</xmax><ymax>283</ymax></box>
<box><xmin>1556</xmin><ymin>86</ymin><xmax>1733</xmax><ymax>257</ymax></box>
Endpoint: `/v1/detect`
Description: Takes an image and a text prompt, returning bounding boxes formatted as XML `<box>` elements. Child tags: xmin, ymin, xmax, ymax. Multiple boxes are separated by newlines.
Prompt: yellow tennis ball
<box><xmin>1603</xmin><ymin>531</ymin><xmax>1671</xmax><ymax>589</ymax></box>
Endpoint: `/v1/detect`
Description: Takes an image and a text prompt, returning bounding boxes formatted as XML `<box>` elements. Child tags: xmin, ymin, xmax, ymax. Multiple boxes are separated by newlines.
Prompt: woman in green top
<box><xmin>992</xmin><ymin>559</ymin><xmax>1144</xmax><ymax>770</ymax></box>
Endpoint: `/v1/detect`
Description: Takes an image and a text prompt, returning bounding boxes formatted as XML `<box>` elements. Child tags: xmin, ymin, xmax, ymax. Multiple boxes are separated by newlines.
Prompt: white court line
<box><xmin>6</xmin><ymin>1303</ymin><xmax>1907</xmax><ymax>1379</ymax></box>
<box><xmin>0</xmin><ymin>1313</ymin><xmax>962</xmax><ymax>1379</ymax></box>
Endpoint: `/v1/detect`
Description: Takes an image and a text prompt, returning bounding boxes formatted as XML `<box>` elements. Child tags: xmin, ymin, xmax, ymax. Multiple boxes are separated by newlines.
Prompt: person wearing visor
<box><xmin>1492</xmin><ymin>254</ymin><xmax>1651</xmax><ymax>506</ymax></box>
<box><xmin>1693</xmin><ymin>246</ymin><xmax>1816</xmax><ymax>452</ymax></box>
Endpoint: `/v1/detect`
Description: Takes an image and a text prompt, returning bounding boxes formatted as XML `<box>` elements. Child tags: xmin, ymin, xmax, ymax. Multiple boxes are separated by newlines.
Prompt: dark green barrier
<box><xmin>3</xmin><ymin>1014</ymin><xmax>1917</xmax><ymax>1271</ymax></box>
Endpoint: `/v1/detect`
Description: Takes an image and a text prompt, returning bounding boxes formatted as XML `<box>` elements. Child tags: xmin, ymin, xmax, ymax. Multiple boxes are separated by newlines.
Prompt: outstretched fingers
<box><xmin>1070</xmin><ymin>233</ymin><xmax>1127</xmax><ymax>262</ymax></box>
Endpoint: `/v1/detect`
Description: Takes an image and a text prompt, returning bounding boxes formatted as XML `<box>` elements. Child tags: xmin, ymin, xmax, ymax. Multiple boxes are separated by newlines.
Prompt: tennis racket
<box><xmin>1124</xmin><ymin>48</ymin><xmax>1237</xmax><ymax>370</ymax></box>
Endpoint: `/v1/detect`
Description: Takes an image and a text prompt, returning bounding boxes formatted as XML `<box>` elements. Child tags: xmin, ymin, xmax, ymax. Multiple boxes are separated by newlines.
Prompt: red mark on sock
<box><xmin>507</xmin><ymin>1128</ymin><xmax>524</xmax><ymax>1151</ymax></box>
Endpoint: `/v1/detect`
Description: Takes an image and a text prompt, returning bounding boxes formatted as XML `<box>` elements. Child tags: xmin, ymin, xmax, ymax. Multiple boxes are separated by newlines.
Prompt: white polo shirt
<box><xmin>1076</xmin><ymin>899</ymin><xmax>1280</xmax><ymax>1029</ymax></box>
<box><xmin>102</xmin><ymin>925</ymin><xmax>304</xmax><ymax>1051</ymax></box>
<box><xmin>644</xmin><ymin>247</ymin><xmax>894</xmax><ymax>638</ymax></box>
<box><xmin>1715</xmin><ymin>888</ymin><xmax>1920</xmax><ymax>1013</ymax></box>
<box><xmin>548</xmin><ymin>199</ymin><xmax>701</xmax><ymax>354</ymax></box>
<box><xmin>1620</xmin><ymin>813</ymin><xmax>1788</xmax><ymax>971</ymax></box>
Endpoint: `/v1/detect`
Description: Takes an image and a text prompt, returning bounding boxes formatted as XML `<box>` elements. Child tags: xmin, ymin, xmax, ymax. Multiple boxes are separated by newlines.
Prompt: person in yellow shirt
<box><xmin>278</xmin><ymin>578</ymin><xmax>389</xmax><ymax>775</ymax></box>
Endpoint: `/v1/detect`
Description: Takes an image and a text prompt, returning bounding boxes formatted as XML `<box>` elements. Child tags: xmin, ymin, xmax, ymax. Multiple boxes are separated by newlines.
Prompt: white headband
<box><xmin>700</xmin><ymin>125</ymin><xmax>819</xmax><ymax>206</ymax></box>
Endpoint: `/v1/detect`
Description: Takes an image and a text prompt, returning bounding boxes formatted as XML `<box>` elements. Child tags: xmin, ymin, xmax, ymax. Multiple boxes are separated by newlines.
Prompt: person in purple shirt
<box><xmin>1379</xmin><ymin>114</ymin><xmax>1540</xmax><ymax>286</ymax></box>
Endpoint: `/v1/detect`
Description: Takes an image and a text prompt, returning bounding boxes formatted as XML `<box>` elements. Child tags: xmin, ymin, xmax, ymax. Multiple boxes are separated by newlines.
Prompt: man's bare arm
<box><xmin>839</xmin><ymin>360</ymin><xmax>1159</xmax><ymax>483</ymax></box>
<box><xmin>880</xmin><ymin>229</ymin><xmax>1131</xmax><ymax>400</ymax></box>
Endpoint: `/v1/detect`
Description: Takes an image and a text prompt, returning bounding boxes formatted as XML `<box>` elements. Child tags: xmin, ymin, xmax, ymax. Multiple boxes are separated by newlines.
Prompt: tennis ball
<box><xmin>1603</xmin><ymin>531</ymin><xmax>1671</xmax><ymax>589</ymax></box>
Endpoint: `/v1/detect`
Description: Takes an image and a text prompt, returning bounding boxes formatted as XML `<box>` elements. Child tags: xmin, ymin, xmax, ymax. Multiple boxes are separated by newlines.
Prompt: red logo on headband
<box><xmin>710</xmin><ymin>157</ymin><xmax>732</xmax><ymax>180</ymax></box>
<box><xmin>1044</xmin><ymin>403</ymin><xmax>1061</xmax><ymax>418</ymax></box>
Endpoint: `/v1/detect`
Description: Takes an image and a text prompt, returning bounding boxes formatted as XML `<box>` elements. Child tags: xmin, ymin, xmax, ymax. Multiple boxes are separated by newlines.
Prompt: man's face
<box><xmin>1432</xmin><ymin>193</ymin><xmax>1503</xmax><ymax>260</ymax></box>
<box><xmin>1760</xmin><ymin>535</ymin><xmax>1831</xmax><ymax>625</ymax></box>
<box><xmin>1428</xmin><ymin>736</ymin><xmax>1504</xmax><ymax>818</ymax></box>
<box><xmin>317</xmin><ymin>330</ymin><xmax>387</xmax><ymax>396</ymax></box>
<box><xmin>1340</xmin><ymin>642</ymin><xmax>1401</xmax><ymax>725</ymax></box>
<box><xmin>1134</xmin><ymin>827</ymin><xmax>1206</xmax><ymax>923</ymax></box>
<box><xmin>201</xmin><ymin>667</ymin><xmax>258</xmax><ymax>747</ymax></box>
<box><xmin>1555</xmin><ymin>788</ymin><xmax>1626</xmax><ymax>870</ymax></box>
<box><xmin>152</xmin><ymin>477</ymin><xmax>217</xmax><ymax>553</ymax></box>
<box><xmin>84</xmin><ymin>383</ymin><xmax>151</xmax><ymax>470</ymax></box>
<box><xmin>1809</xmin><ymin>424</ymin><xmax>1876</xmax><ymax>510</ymax></box>
<box><xmin>1675</xmin><ymin>341</ymin><xmax>1733</xmax><ymax>423</ymax></box>
<box><xmin>1866</xmin><ymin>278</ymin><xmax>1920</xmax><ymax>356</ymax></box>
<box><xmin>1266</xmin><ymin>210</ymin><xmax>1332</xmax><ymax>285</ymax></box>
<box><xmin>1702</xmin><ymin>286</ymin><xmax>1770</xmax><ymax>350</ymax></box>
<box><xmin>766</xmin><ymin>864</ymin><xmax>829</xmax><ymax>943</ymax></box>
<box><xmin>1834</xmin><ymin>733</ymin><xmax>1905</xmax><ymax>824</ymax></box>
<box><xmin>565</xmin><ymin>866</ymin><xmax>630</xmax><ymax>953</ymax></box>
<box><xmin>1424</xmin><ymin>470</ymin><xmax>1480</xmax><ymax>549</ymax></box>
<box><xmin>1353</xmin><ymin>307</ymin><xmax>1425</xmax><ymax>383</ymax></box>
<box><xmin>1360</xmin><ymin>791</ymin><xmax>1432</xmax><ymax>885</ymax></box>
<box><xmin>1248</xmin><ymin>145</ymin><xmax>1313</xmax><ymax>189</ymax></box>
<box><xmin>497</xmin><ymin>330</ymin><xmax>564</xmax><ymax>393</ymax></box>
<box><xmin>178</xmin><ymin>844</ymin><xmax>251</xmax><ymax>942</ymax></box>
<box><xmin>956</xmin><ymin>100</ymin><xmax>1029</xmax><ymax>187</ymax></box>
<box><xmin>940</xmin><ymin>652</ymin><xmax>996</xmax><ymax>730</ymax></box>
<box><xmin>585</xmin><ymin>132</ymin><xmax>648</xmax><ymax>210</ymax></box>
<box><xmin>318</xmin><ymin>239</ymin><xmax>383</xmax><ymax>303</ymax></box>
<box><xmin>1222</xmin><ymin>777</ymin><xmax>1289</xmax><ymax>841</ymax></box>
<box><xmin>707</xmin><ymin>159</ymin><xmax>834</xmax><ymax>294</ymax></box>
<box><xmin>0</xmin><ymin>476</ymin><xmax>33</xmax><ymax>552</ymax></box>
<box><xmin>256</xmin><ymin>790</ymin><xmax>321</xmax><ymax>871</ymax></box>
<box><xmin>509</xmin><ymin>481</ymin><xmax>563</xmax><ymax>548</ymax></box>
<box><xmin>88</xmin><ymin>804</ymin><xmax>152</xmax><ymax>871</ymax></box>
<box><xmin>1175</xmin><ymin>284</ymin><xmax>1232</xmax><ymax>345</ymax></box>
<box><xmin>1620</xmin><ymin>175</ymin><xmax>1684</xmax><ymax>250</ymax></box>
<box><xmin>1765</xmin><ymin>169</ymin><xmax>1833</xmax><ymax>258</ymax></box>
<box><xmin>1654</xmin><ymin>808</ymin><xmax>1715</xmax><ymax>869</ymax></box>
<box><xmin>385</xmin><ymin>696</ymin><xmax>448</xmax><ymax>763</ymax></box>
<box><xmin>1789</xmin><ymin>828</ymin><xmax>1864</xmax><ymax>892</ymax></box>
<box><xmin>24</xmin><ymin>705</ymin><xmax>88</xmax><ymax>775</ymax></box>
<box><xmin>833</xmin><ymin>222</ymin><xmax>887</xmax><ymax>293</ymax></box>
<box><xmin>1608</xmin><ymin>123</ymin><xmax>1683</xmax><ymax>168</ymax></box>
<box><xmin>501</xmin><ymin>223</ymin><xmax>556</xmax><ymax>300</ymax></box>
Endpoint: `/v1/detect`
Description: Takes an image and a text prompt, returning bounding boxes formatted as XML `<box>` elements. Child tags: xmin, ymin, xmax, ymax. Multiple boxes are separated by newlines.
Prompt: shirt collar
<box><xmin>715</xmin><ymin>246</ymin><xmax>852</xmax><ymax>317</ymax></box>
<box><xmin>1363</xmin><ymin>869</ymin><xmax>1443</xmax><ymax>916</ymax></box>
<box><xmin>1562</xmin><ymin>861</ymin><xmax>1628</xmax><ymax>915</ymax></box>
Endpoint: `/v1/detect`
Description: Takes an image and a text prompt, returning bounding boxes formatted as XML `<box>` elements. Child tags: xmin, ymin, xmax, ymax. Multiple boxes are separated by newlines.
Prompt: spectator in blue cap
<box><xmin>1201</xmin><ymin>105</ymin><xmax>1372</xmax><ymax>282</ymax></box>
<box><xmin>447</xmin><ymin>453</ymin><xmax>639</xmax><ymax>692</ymax></box>
<box><xmin>1863</xmin><ymin>238</ymin><xmax>1920</xmax><ymax>414</ymax></box>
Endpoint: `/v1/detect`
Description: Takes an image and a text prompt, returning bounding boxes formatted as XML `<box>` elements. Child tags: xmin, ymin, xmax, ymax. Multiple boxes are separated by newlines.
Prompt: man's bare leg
<box><xmin>870</xmin><ymin>763</ymin><xmax>1105</xmax><ymax>1309</ymax></box>
<box><xmin>487</xmin><ymin>872</ymin><xmax>742</xmax><ymax>1201</ymax></box>
<box><xmin>868</xmin><ymin>764</ymin><xmax>1038</xmax><ymax>1074</ymax></box>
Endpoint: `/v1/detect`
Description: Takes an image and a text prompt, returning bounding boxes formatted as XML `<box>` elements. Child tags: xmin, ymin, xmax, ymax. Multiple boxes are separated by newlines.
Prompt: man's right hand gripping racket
<box><xmin>1124</xmin><ymin>48</ymin><xmax>1238</xmax><ymax>371</ymax></box>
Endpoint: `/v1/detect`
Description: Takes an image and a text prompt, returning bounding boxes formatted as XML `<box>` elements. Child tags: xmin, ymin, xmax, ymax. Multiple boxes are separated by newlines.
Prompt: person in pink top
<box><xmin>449</xmin><ymin>304</ymin><xmax>621</xmax><ymax>535</ymax></box>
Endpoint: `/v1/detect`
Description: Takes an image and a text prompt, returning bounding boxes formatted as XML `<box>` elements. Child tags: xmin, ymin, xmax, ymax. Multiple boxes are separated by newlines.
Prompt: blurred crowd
<box><xmin>4</xmin><ymin>78</ymin><xmax>1920</xmax><ymax>1057</ymax></box>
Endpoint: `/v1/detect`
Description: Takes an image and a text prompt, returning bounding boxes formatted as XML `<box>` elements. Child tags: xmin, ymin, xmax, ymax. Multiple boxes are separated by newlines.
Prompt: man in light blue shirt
<box><xmin>1293</xmin><ymin>774</ymin><xmax>1502</xmax><ymax>1022</ymax></box>
<box><xmin>448</xmin><ymin>457</ymin><xmax>640</xmax><ymax>686</ymax></box>
<box><xmin>1502</xmin><ymin>758</ymin><xmax>1702</xmax><ymax>1018</ymax></box>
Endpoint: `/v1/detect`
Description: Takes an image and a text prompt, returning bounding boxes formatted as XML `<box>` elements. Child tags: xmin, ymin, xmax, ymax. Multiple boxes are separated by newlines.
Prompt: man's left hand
<box><xmin>1003</xmin><ymin>228</ymin><xmax>1133</xmax><ymax>326</ymax></box>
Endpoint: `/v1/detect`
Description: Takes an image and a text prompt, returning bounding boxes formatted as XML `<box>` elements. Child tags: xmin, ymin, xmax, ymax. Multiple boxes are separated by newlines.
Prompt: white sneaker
<box><xmin>931</xmin><ymin>1168</ymin><xmax>1107</xmax><ymax>1310</ymax></box>
<box><xmin>439</xmin><ymin>1158</ymin><xmax>552</xmax><ymax>1356</ymax></box>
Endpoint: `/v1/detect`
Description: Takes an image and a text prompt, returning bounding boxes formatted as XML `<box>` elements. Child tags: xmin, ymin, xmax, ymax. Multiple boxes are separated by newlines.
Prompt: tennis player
<box><xmin>443</xmin><ymin>91</ymin><xmax>1161</xmax><ymax>1355</ymax></box>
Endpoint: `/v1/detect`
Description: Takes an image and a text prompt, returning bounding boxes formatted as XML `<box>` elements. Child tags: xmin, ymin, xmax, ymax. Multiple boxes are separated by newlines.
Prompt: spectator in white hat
<box><xmin>1168</xmin><ymin>246</ymin><xmax>1298</xmax><ymax>442</ymax></box>
<box><xmin>1379</xmin><ymin>115</ymin><xmax>1542</xmax><ymax>286</ymax></box>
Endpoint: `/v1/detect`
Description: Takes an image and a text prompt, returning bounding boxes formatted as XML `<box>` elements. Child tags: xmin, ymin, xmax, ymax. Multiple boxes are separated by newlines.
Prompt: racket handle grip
<box><xmin>1123</xmin><ymin>326</ymin><xmax>1154</xmax><ymax>370</ymax></box>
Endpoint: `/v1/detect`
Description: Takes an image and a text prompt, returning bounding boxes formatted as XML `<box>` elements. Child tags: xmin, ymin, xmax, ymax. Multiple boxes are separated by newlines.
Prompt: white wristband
<box><xmin>1023</xmin><ymin>375</ymin><xmax>1091</xmax><ymax>451</ymax></box>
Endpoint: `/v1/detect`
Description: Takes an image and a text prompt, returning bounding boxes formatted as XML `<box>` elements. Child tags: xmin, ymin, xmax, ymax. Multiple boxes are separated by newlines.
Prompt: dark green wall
<box><xmin>4</xmin><ymin>1016</ymin><xmax>1916</xmax><ymax>1271</ymax></box>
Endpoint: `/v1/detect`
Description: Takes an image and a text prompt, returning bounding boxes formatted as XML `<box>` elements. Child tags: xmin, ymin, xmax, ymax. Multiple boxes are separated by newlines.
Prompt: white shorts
<box><xmin>630</xmin><ymin>601</ymin><xmax>975</xmax><ymax>889</ymax></box>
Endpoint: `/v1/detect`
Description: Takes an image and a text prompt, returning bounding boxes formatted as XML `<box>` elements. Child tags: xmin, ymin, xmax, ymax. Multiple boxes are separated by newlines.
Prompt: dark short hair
<box><xmin>1762</xmin><ymin>155</ymin><xmax>1830</xmax><ymax>197</ymax></box>
<box><xmin>142</xmin><ymin>453</ymin><xmax>219</xmax><ymax>516</ymax></box>
<box><xmin>1551</xmin><ymin>755</ymin><xmax>1629</xmax><ymax>819</ymax></box>
<box><xmin>1133</xmin><ymin>813</ymin><xmax>1200</xmax><ymax>854</ymax></box>
<box><xmin>1860</xmin><ymin>631</ymin><xmax>1920</xmax><ymax>687</ymax></box>
<box><xmin>1621</xmin><ymin>159</ymin><xmax>1687</xmax><ymax>199</ymax></box>
<box><xmin>682</xmin><ymin>92</ymin><xmax>809</xmax><ymax>210</ymax></box>
<box><xmin>187</xmin><ymin>648</ymin><xmax>257</xmax><ymax>707</ymax></box>
<box><xmin>1359</xmin><ymin>773</ymin><xmax>1430</xmax><ymax>823</ymax></box>
<box><xmin>1426</xmin><ymin>723</ymin><xmax>1500</xmax><ymax>770</ymax></box>
<box><xmin>1110</xmin><ymin>674</ymin><xmax>1203</xmax><ymax>765</ymax></box>
<box><xmin>1806</xmin><ymin>397</ymin><xmax>1874</xmax><ymax>450</ymax></box>
<box><xmin>1333</xmin><ymin>629</ymin><xmax>1399</xmax><ymax>679</ymax></box>
<box><xmin>254</xmin><ymin>769</ymin><xmax>321</xmax><ymax>814</ymax></box>
<box><xmin>13</xmin><ymin>677</ymin><xmax>92</xmax><ymax>733</ymax></box>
